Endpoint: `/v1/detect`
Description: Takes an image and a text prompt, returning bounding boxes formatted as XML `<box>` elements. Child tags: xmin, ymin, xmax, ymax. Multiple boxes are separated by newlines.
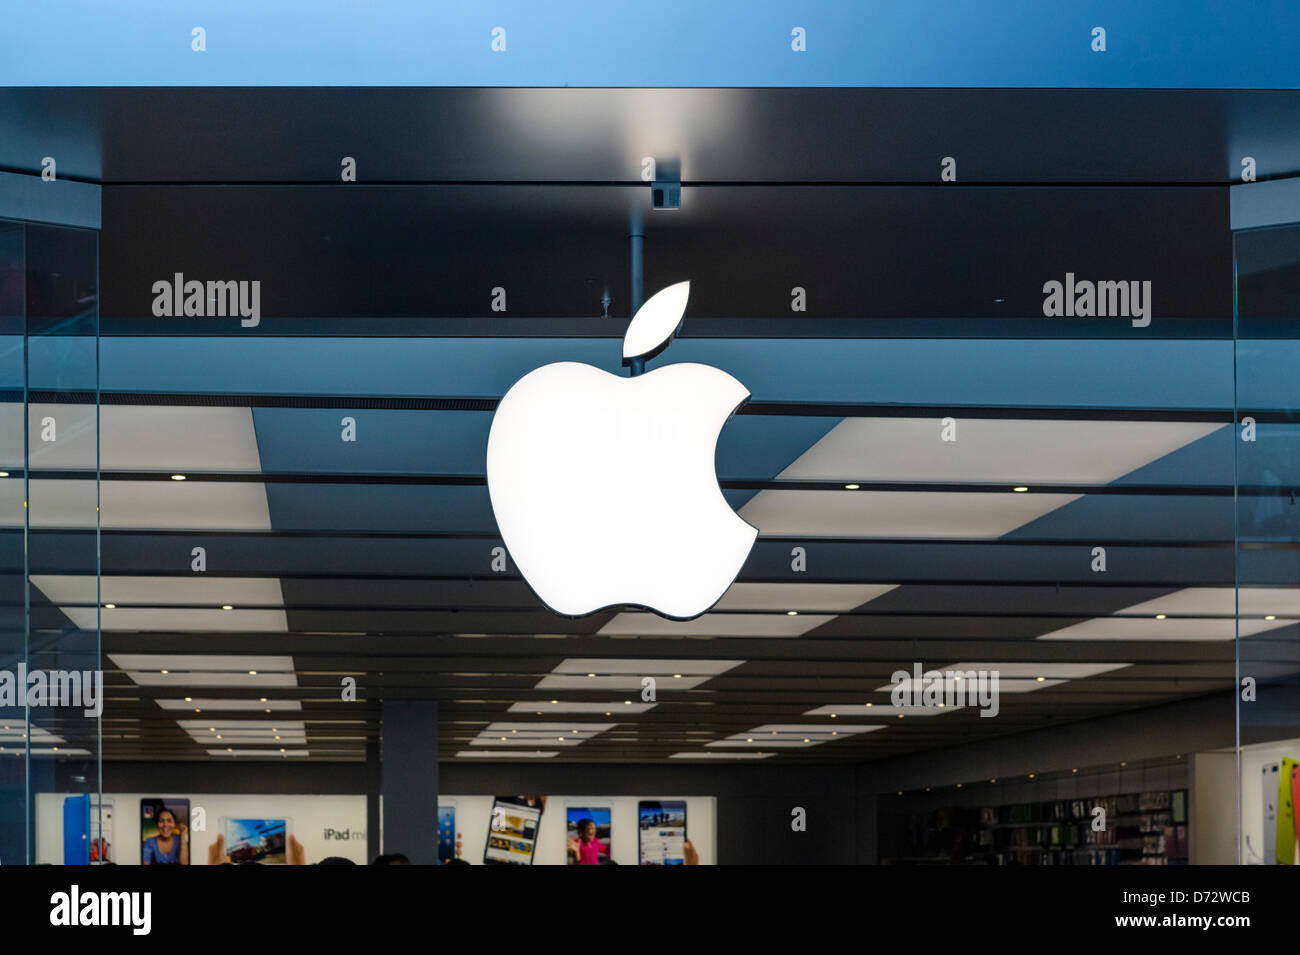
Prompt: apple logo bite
<box><xmin>486</xmin><ymin>281</ymin><xmax>758</xmax><ymax>620</ymax></box>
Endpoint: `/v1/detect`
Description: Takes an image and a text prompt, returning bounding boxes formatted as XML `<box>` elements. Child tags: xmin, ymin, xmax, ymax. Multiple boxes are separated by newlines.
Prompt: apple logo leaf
<box><xmin>622</xmin><ymin>281</ymin><xmax>690</xmax><ymax>365</ymax></box>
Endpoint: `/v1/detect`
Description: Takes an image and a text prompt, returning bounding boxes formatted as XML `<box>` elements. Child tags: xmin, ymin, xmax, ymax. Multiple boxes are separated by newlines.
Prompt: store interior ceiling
<box><xmin>3</xmin><ymin>87</ymin><xmax>1300</xmax><ymax>764</ymax></box>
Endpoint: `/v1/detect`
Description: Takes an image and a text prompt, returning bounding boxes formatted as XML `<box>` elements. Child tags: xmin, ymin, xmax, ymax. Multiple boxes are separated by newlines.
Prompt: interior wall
<box><xmin>1191</xmin><ymin>751</ymin><xmax>1237</xmax><ymax>864</ymax></box>
<box><xmin>858</xmin><ymin>692</ymin><xmax>1233</xmax><ymax>795</ymax></box>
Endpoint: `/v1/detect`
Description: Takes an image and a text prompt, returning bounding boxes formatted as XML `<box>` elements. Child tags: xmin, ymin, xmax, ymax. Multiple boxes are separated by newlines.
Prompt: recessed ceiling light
<box><xmin>587</xmin><ymin>673</ymin><xmax>595</xmax><ymax>678</ymax></box>
<box><xmin>844</xmin><ymin>484</ymin><xmax>860</xmax><ymax>490</ymax></box>
<box><xmin>160</xmin><ymin>669</ymin><xmax>168</xmax><ymax>675</ymax></box>
<box><xmin>551</xmin><ymin>700</ymin><xmax>558</xmax><ymax>704</ymax></box>
<box><xmin>1072</xmin><ymin>768</ymin><xmax>1078</xmax><ymax>773</ymax></box>
<box><xmin>956</xmin><ymin>783</ymin><xmax>962</xmax><ymax>788</ymax></box>
<box><xmin>1266</xmin><ymin>615</ymin><xmax>1277</xmax><ymax>621</ymax></box>
<box><xmin>1012</xmin><ymin>486</ymin><xmax>1029</xmax><ymax>493</ymax></box>
<box><xmin>786</xmin><ymin>610</ymin><xmax>798</xmax><ymax>616</ymax></box>
<box><xmin>170</xmin><ymin>474</ymin><xmax>186</xmax><ymax>481</ymax></box>
<box><xmin>1120</xmin><ymin>761</ymin><xmax>1127</xmax><ymax>767</ymax></box>
<box><xmin>221</xmin><ymin>605</ymin><xmax>233</xmax><ymax>611</ymax></box>
<box><xmin>990</xmin><ymin>778</ymin><xmax>996</xmax><ymax>783</ymax></box>
<box><xmin>803</xmin><ymin>738</ymin><xmax>810</xmax><ymax>743</ymax></box>
<box><xmin>1035</xmin><ymin>676</ymin><xmax>1045</xmax><ymax>682</ymax></box>
<box><xmin>104</xmin><ymin>603</ymin><xmax>116</xmax><ymax>610</ymax></box>
<box><xmin>184</xmin><ymin>697</ymin><xmax>192</xmax><ymax>702</ymax></box>
<box><xmin>673</xmin><ymin>673</ymin><xmax>682</xmax><ymax>678</ymax></box>
<box><xmin>248</xmin><ymin>670</ymin><xmax>257</xmax><ymax>675</ymax></box>
<box><xmin>1155</xmin><ymin>614</ymin><xmax>1167</xmax><ymax>620</ymax></box>
<box><xmin>604</xmin><ymin>712</ymin><xmax>611</xmax><ymax>716</ymax></box>
<box><xmin>0</xmin><ymin>472</ymin><xmax>8</xmax><ymax>478</ymax></box>
<box><xmin>624</xmin><ymin>700</ymin><xmax>631</xmax><ymax>705</ymax></box>
<box><xmin>829</xmin><ymin>713</ymin><xmax>837</xmax><ymax>718</ymax></box>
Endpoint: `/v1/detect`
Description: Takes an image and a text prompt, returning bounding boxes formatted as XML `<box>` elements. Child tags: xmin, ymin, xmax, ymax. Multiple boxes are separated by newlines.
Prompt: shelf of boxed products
<box><xmin>973</xmin><ymin>790</ymin><xmax>1188</xmax><ymax>866</ymax></box>
<box><xmin>892</xmin><ymin>789</ymin><xmax>1188</xmax><ymax>865</ymax></box>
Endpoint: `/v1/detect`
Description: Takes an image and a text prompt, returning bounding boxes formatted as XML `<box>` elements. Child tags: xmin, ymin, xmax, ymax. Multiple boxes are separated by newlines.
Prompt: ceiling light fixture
<box><xmin>170</xmin><ymin>474</ymin><xmax>187</xmax><ymax>481</ymax></box>
<box><xmin>1012</xmin><ymin>486</ymin><xmax>1029</xmax><ymax>493</ymax></box>
<box><xmin>844</xmin><ymin>484</ymin><xmax>860</xmax><ymax>490</ymax></box>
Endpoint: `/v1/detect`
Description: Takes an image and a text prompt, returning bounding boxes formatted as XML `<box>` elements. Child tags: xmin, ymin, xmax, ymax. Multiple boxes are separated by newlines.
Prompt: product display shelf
<box><xmin>892</xmin><ymin>789</ymin><xmax>1188</xmax><ymax>866</ymax></box>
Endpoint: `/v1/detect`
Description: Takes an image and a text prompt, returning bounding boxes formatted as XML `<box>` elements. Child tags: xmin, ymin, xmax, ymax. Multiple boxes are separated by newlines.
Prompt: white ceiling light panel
<box><xmin>706</xmin><ymin>723</ymin><xmax>885</xmax><ymax>748</ymax></box>
<box><xmin>713</xmin><ymin>582</ymin><xmax>898</xmax><ymax>612</ymax></box>
<box><xmin>876</xmin><ymin>661</ymin><xmax>1131</xmax><ymax>694</ymax></box>
<box><xmin>1</xmin><ymin>480</ymin><xmax>273</xmax><ymax>530</ymax></box>
<box><xmin>740</xmin><ymin>418</ymin><xmax>1220</xmax><ymax>539</ymax></box>
<box><xmin>773</xmin><ymin>418</ymin><xmax>1222</xmax><ymax>485</ymax></box>
<box><xmin>109</xmin><ymin>654</ymin><xmax>298</xmax><ymax>688</ymax></box>
<box><xmin>598</xmin><ymin>613</ymin><xmax>833</xmax><ymax>637</ymax></box>
<box><xmin>156</xmin><ymin>699</ymin><xmax>302</xmax><ymax>712</ymax></box>
<box><xmin>469</xmin><ymin>722</ymin><xmax>616</xmax><ymax>746</ymax></box>
<box><xmin>455</xmin><ymin>750</ymin><xmax>558</xmax><ymax>758</ymax></box>
<box><xmin>803</xmin><ymin>704</ymin><xmax>962</xmax><ymax>717</ymax></box>
<box><xmin>669</xmin><ymin>751</ymin><xmax>774</xmax><ymax>759</ymax></box>
<box><xmin>507</xmin><ymin>701</ymin><xmax>656</xmax><ymax>714</ymax></box>
<box><xmin>10</xmin><ymin>405</ymin><xmax>264</xmax><ymax>472</ymax></box>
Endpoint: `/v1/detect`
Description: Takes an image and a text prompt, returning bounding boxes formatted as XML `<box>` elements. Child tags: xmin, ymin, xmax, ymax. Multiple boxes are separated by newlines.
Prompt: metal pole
<box><xmin>629</xmin><ymin>225</ymin><xmax>644</xmax><ymax>375</ymax></box>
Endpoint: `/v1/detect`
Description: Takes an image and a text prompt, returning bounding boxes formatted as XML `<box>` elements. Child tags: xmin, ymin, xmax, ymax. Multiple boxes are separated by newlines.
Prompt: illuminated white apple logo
<box><xmin>486</xmin><ymin>281</ymin><xmax>757</xmax><ymax>619</ymax></box>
